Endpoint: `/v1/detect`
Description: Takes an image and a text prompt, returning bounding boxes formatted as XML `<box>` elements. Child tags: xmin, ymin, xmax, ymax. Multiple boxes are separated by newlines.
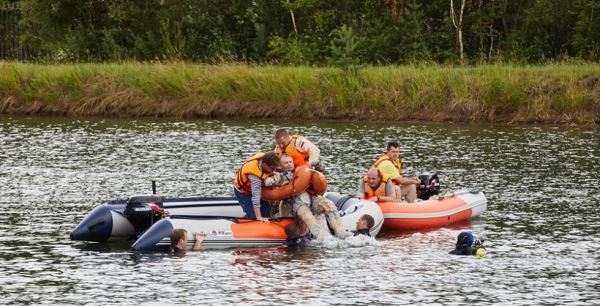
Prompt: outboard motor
<box><xmin>417</xmin><ymin>172</ymin><xmax>440</xmax><ymax>200</ymax></box>
<box><xmin>123</xmin><ymin>195</ymin><xmax>165</xmax><ymax>237</ymax></box>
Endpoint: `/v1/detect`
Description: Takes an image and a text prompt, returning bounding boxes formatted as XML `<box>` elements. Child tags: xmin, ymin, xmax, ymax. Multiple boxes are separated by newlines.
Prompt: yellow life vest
<box><xmin>363</xmin><ymin>172</ymin><xmax>391</xmax><ymax>198</ymax></box>
<box><xmin>276</xmin><ymin>135</ymin><xmax>309</xmax><ymax>167</ymax></box>
<box><xmin>234</xmin><ymin>153</ymin><xmax>270</xmax><ymax>194</ymax></box>
<box><xmin>373</xmin><ymin>155</ymin><xmax>402</xmax><ymax>173</ymax></box>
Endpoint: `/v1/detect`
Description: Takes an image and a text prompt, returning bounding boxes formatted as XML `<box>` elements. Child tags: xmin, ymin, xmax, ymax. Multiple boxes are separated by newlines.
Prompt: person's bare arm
<box><xmin>396</xmin><ymin>176</ymin><xmax>420</xmax><ymax>185</ymax></box>
<box><xmin>192</xmin><ymin>233</ymin><xmax>204</xmax><ymax>251</ymax></box>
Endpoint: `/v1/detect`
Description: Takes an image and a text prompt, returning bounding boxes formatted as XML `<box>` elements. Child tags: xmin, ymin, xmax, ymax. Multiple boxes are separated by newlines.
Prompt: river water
<box><xmin>0</xmin><ymin>116</ymin><xmax>598</xmax><ymax>305</ymax></box>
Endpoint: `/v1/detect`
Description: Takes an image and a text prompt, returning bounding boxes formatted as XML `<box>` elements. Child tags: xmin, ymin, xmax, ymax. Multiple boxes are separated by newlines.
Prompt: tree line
<box><xmin>1</xmin><ymin>0</ymin><xmax>599</xmax><ymax>64</ymax></box>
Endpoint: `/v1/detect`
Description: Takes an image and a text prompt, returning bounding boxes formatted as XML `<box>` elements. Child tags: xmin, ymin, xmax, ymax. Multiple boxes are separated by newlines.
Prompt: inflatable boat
<box><xmin>325</xmin><ymin>189</ymin><xmax>486</xmax><ymax>231</ymax></box>
<box><xmin>131</xmin><ymin>196</ymin><xmax>383</xmax><ymax>251</ymax></box>
<box><xmin>70</xmin><ymin>195</ymin><xmax>246</xmax><ymax>242</ymax></box>
<box><xmin>71</xmin><ymin>166</ymin><xmax>342</xmax><ymax>244</ymax></box>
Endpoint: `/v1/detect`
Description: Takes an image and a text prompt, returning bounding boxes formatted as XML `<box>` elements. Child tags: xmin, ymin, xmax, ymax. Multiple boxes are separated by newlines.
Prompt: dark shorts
<box><xmin>234</xmin><ymin>188</ymin><xmax>271</xmax><ymax>220</ymax></box>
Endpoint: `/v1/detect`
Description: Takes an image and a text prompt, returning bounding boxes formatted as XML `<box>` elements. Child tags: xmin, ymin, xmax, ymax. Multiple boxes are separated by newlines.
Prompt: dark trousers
<box><xmin>234</xmin><ymin>188</ymin><xmax>271</xmax><ymax>220</ymax></box>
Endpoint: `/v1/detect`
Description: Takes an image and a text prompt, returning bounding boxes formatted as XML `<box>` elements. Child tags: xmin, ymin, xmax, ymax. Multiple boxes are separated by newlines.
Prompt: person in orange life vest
<box><xmin>234</xmin><ymin>152</ymin><xmax>280</xmax><ymax>222</ymax></box>
<box><xmin>357</xmin><ymin>168</ymin><xmax>397</xmax><ymax>202</ymax></box>
<box><xmin>274</xmin><ymin>129</ymin><xmax>323</xmax><ymax>171</ymax></box>
<box><xmin>373</xmin><ymin>142</ymin><xmax>420</xmax><ymax>203</ymax></box>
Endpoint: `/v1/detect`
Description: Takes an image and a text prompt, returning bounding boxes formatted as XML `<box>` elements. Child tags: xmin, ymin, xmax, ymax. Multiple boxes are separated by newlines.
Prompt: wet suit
<box><xmin>352</xmin><ymin>229</ymin><xmax>371</xmax><ymax>237</ymax></box>
<box><xmin>171</xmin><ymin>246</ymin><xmax>186</xmax><ymax>257</ymax></box>
<box><xmin>285</xmin><ymin>235</ymin><xmax>309</xmax><ymax>250</ymax></box>
<box><xmin>450</xmin><ymin>231</ymin><xmax>484</xmax><ymax>256</ymax></box>
<box><xmin>449</xmin><ymin>245</ymin><xmax>476</xmax><ymax>255</ymax></box>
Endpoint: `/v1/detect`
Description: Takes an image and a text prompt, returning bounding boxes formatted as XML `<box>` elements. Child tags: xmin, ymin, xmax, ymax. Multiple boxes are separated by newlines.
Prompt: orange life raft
<box><xmin>376</xmin><ymin>190</ymin><xmax>487</xmax><ymax>231</ymax></box>
<box><xmin>261</xmin><ymin>165</ymin><xmax>327</xmax><ymax>201</ymax></box>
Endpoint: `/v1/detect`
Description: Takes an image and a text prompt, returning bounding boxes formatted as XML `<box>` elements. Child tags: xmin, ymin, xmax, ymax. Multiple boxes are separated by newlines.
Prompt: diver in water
<box><xmin>449</xmin><ymin>231</ymin><xmax>486</xmax><ymax>256</ymax></box>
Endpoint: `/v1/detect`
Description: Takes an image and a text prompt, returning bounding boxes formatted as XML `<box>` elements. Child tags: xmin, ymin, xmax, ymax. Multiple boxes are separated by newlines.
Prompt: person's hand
<box><xmin>194</xmin><ymin>232</ymin><xmax>205</xmax><ymax>241</ymax></box>
<box><xmin>310</xmin><ymin>160</ymin><xmax>325</xmax><ymax>172</ymax></box>
<box><xmin>412</xmin><ymin>177</ymin><xmax>420</xmax><ymax>184</ymax></box>
<box><xmin>257</xmin><ymin>217</ymin><xmax>270</xmax><ymax>223</ymax></box>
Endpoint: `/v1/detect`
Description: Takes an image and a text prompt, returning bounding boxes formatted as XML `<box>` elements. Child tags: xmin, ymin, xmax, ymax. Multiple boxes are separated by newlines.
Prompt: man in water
<box><xmin>372</xmin><ymin>142</ymin><xmax>420</xmax><ymax>202</ymax></box>
<box><xmin>357</xmin><ymin>168</ymin><xmax>397</xmax><ymax>202</ymax></box>
<box><xmin>352</xmin><ymin>214</ymin><xmax>375</xmax><ymax>237</ymax></box>
<box><xmin>234</xmin><ymin>152</ymin><xmax>280</xmax><ymax>222</ymax></box>
<box><xmin>170</xmin><ymin>229</ymin><xmax>203</xmax><ymax>256</ymax></box>
<box><xmin>284</xmin><ymin>223</ymin><xmax>307</xmax><ymax>249</ymax></box>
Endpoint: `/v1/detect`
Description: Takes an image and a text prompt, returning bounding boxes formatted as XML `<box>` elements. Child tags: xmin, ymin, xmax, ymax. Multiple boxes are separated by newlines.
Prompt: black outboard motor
<box><xmin>123</xmin><ymin>195</ymin><xmax>165</xmax><ymax>237</ymax></box>
<box><xmin>417</xmin><ymin>172</ymin><xmax>440</xmax><ymax>200</ymax></box>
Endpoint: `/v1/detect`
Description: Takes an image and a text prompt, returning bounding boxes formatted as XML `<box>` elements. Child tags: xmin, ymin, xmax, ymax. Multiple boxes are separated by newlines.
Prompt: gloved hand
<box><xmin>310</xmin><ymin>160</ymin><xmax>325</xmax><ymax>173</ymax></box>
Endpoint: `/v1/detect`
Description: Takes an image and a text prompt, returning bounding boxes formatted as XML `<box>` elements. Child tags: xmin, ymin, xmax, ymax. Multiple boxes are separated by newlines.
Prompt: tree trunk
<box><xmin>450</xmin><ymin>0</ymin><xmax>466</xmax><ymax>62</ymax></box>
<box><xmin>501</xmin><ymin>0</ymin><xmax>508</xmax><ymax>35</ymax></box>
<box><xmin>290</xmin><ymin>9</ymin><xmax>297</xmax><ymax>34</ymax></box>
<box><xmin>286</xmin><ymin>0</ymin><xmax>297</xmax><ymax>34</ymax></box>
<box><xmin>591</xmin><ymin>0</ymin><xmax>595</xmax><ymax>30</ymax></box>
<box><xmin>489</xmin><ymin>23</ymin><xmax>494</xmax><ymax>60</ymax></box>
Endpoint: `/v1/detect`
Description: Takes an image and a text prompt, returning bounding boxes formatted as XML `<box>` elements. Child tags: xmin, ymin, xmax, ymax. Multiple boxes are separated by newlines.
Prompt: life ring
<box><xmin>261</xmin><ymin>165</ymin><xmax>327</xmax><ymax>201</ymax></box>
<box><xmin>308</xmin><ymin>170</ymin><xmax>327</xmax><ymax>196</ymax></box>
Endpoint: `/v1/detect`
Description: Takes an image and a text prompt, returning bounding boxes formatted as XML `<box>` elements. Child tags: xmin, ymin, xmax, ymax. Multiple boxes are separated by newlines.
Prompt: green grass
<box><xmin>1</xmin><ymin>61</ymin><xmax>599</xmax><ymax>124</ymax></box>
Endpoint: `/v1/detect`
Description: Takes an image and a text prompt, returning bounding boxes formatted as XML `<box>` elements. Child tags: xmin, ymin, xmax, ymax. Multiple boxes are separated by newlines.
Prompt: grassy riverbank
<box><xmin>1</xmin><ymin>62</ymin><xmax>599</xmax><ymax>125</ymax></box>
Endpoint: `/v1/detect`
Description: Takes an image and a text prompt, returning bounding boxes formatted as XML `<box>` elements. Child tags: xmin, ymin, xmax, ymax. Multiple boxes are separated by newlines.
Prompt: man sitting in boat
<box><xmin>373</xmin><ymin>142</ymin><xmax>420</xmax><ymax>203</ymax></box>
<box><xmin>353</xmin><ymin>214</ymin><xmax>375</xmax><ymax>237</ymax></box>
<box><xmin>357</xmin><ymin>167</ymin><xmax>397</xmax><ymax>203</ymax></box>
<box><xmin>265</xmin><ymin>154</ymin><xmax>348</xmax><ymax>240</ymax></box>
<box><xmin>170</xmin><ymin>229</ymin><xmax>203</xmax><ymax>256</ymax></box>
<box><xmin>275</xmin><ymin>128</ymin><xmax>324</xmax><ymax>172</ymax></box>
<box><xmin>234</xmin><ymin>152</ymin><xmax>280</xmax><ymax>222</ymax></box>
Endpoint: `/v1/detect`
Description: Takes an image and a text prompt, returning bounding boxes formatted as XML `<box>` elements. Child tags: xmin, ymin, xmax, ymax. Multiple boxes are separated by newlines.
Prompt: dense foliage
<box><xmin>2</xmin><ymin>0</ymin><xmax>600</xmax><ymax>64</ymax></box>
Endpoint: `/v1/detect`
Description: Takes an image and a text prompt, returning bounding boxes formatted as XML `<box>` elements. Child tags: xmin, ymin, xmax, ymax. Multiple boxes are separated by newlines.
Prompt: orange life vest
<box><xmin>276</xmin><ymin>135</ymin><xmax>310</xmax><ymax>167</ymax></box>
<box><xmin>234</xmin><ymin>153</ymin><xmax>270</xmax><ymax>194</ymax></box>
<box><xmin>363</xmin><ymin>172</ymin><xmax>391</xmax><ymax>199</ymax></box>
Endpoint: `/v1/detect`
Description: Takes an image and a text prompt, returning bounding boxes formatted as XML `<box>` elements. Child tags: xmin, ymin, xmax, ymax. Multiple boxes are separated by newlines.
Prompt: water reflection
<box><xmin>0</xmin><ymin>116</ymin><xmax>599</xmax><ymax>304</ymax></box>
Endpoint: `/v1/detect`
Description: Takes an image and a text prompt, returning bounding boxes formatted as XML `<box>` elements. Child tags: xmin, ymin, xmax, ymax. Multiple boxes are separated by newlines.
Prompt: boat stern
<box><xmin>131</xmin><ymin>219</ymin><xmax>174</xmax><ymax>252</ymax></box>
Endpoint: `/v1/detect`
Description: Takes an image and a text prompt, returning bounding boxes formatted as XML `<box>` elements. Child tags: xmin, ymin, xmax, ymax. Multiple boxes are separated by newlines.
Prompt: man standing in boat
<box><xmin>373</xmin><ymin>142</ymin><xmax>420</xmax><ymax>203</ymax></box>
<box><xmin>357</xmin><ymin>168</ymin><xmax>397</xmax><ymax>202</ymax></box>
<box><xmin>274</xmin><ymin>129</ymin><xmax>324</xmax><ymax>171</ymax></box>
<box><xmin>234</xmin><ymin>152</ymin><xmax>280</xmax><ymax>222</ymax></box>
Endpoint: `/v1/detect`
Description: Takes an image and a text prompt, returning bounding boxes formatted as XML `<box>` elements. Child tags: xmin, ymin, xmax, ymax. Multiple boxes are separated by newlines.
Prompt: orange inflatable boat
<box><xmin>326</xmin><ymin>189</ymin><xmax>487</xmax><ymax>231</ymax></box>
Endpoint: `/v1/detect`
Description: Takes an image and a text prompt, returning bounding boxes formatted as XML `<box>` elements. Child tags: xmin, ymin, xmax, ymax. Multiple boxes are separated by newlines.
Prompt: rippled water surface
<box><xmin>1</xmin><ymin>116</ymin><xmax>599</xmax><ymax>305</ymax></box>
